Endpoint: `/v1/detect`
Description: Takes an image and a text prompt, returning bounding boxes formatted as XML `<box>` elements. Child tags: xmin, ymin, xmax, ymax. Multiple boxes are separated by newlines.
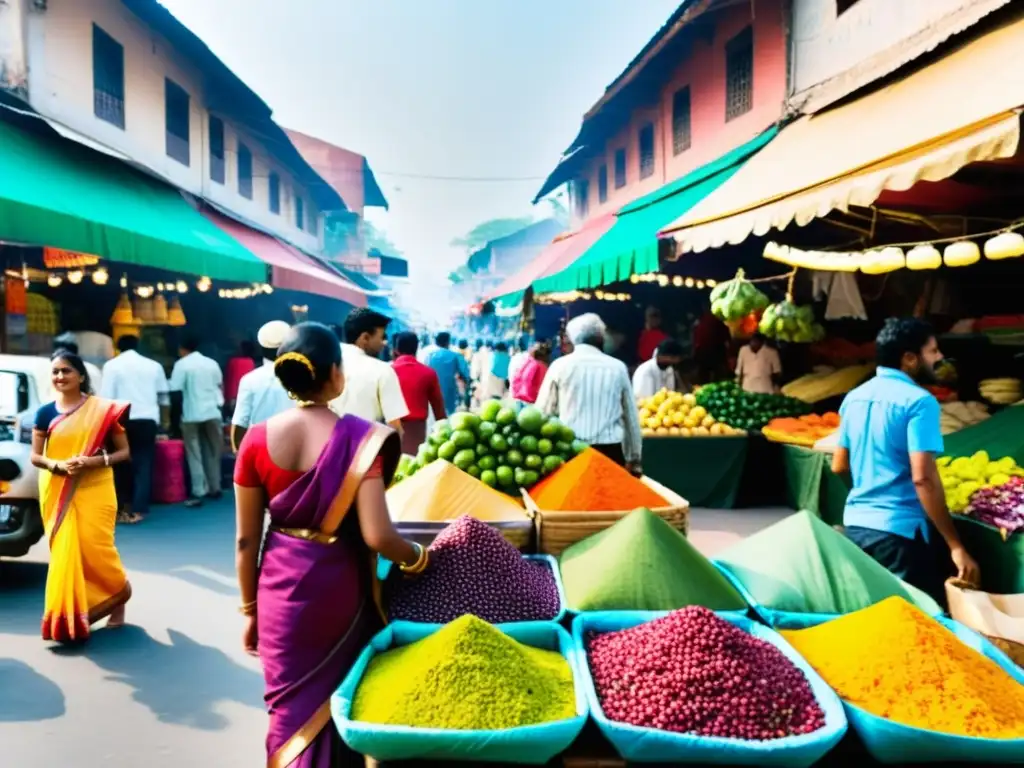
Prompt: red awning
<box><xmin>203</xmin><ymin>210</ymin><xmax>367</xmax><ymax>307</ymax></box>
<box><xmin>485</xmin><ymin>213</ymin><xmax>616</xmax><ymax>300</ymax></box>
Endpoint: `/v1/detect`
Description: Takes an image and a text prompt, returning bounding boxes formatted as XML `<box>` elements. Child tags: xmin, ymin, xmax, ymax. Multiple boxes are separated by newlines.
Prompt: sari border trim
<box><xmin>267</xmin><ymin>701</ymin><xmax>332</xmax><ymax>768</ymax></box>
<box><xmin>88</xmin><ymin>580</ymin><xmax>132</xmax><ymax>623</ymax></box>
<box><xmin>319</xmin><ymin>422</ymin><xmax>393</xmax><ymax>536</ymax></box>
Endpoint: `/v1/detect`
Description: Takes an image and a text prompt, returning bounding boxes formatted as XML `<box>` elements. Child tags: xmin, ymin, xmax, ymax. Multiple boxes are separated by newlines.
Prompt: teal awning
<box><xmin>533</xmin><ymin>126</ymin><xmax>779</xmax><ymax>294</ymax></box>
<box><xmin>0</xmin><ymin>118</ymin><xmax>265</xmax><ymax>282</ymax></box>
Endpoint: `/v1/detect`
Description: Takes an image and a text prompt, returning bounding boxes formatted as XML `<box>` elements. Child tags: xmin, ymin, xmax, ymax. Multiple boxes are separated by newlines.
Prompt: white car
<box><xmin>0</xmin><ymin>354</ymin><xmax>102</xmax><ymax>558</ymax></box>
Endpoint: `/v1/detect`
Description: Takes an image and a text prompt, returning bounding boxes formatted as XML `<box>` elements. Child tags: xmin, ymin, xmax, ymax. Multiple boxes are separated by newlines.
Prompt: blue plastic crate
<box><xmin>572</xmin><ymin>611</ymin><xmax>848</xmax><ymax>765</ymax></box>
<box><xmin>331</xmin><ymin>620</ymin><xmax>588</xmax><ymax>764</ymax></box>
<box><xmin>773</xmin><ymin>612</ymin><xmax>1024</xmax><ymax>764</ymax></box>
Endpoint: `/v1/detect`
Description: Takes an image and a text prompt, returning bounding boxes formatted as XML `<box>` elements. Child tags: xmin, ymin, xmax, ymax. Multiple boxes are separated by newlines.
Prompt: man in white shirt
<box><xmin>536</xmin><ymin>313</ymin><xmax>643</xmax><ymax>475</ymax></box>
<box><xmin>101</xmin><ymin>334</ymin><xmax>169</xmax><ymax>523</ymax></box>
<box><xmin>331</xmin><ymin>308</ymin><xmax>409</xmax><ymax>434</ymax></box>
<box><xmin>231</xmin><ymin>320</ymin><xmax>294</xmax><ymax>452</ymax></box>
<box><xmin>169</xmin><ymin>335</ymin><xmax>225</xmax><ymax>507</ymax></box>
<box><xmin>632</xmin><ymin>339</ymin><xmax>684</xmax><ymax>400</ymax></box>
<box><xmin>736</xmin><ymin>332</ymin><xmax>783</xmax><ymax>394</ymax></box>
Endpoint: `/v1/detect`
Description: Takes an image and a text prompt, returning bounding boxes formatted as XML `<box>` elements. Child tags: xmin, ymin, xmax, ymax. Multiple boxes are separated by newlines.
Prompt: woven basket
<box><xmin>524</xmin><ymin>476</ymin><xmax>689</xmax><ymax>557</ymax></box>
<box><xmin>395</xmin><ymin>518</ymin><xmax>535</xmax><ymax>553</ymax></box>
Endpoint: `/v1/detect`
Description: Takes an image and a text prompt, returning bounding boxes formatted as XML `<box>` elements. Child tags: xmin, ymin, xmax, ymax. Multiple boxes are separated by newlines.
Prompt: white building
<box><xmin>0</xmin><ymin>0</ymin><xmax>342</xmax><ymax>252</ymax></box>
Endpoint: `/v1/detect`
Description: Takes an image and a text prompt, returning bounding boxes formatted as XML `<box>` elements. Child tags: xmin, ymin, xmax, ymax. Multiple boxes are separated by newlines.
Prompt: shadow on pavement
<box><xmin>51</xmin><ymin>625</ymin><xmax>263</xmax><ymax>731</ymax></box>
<box><xmin>0</xmin><ymin>659</ymin><xmax>65</xmax><ymax>721</ymax></box>
<box><xmin>0</xmin><ymin>559</ymin><xmax>48</xmax><ymax>635</ymax></box>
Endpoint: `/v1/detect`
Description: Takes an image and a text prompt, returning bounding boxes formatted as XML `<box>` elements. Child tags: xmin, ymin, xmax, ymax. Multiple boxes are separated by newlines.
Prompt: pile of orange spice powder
<box><xmin>781</xmin><ymin>597</ymin><xmax>1024</xmax><ymax>738</ymax></box>
<box><xmin>528</xmin><ymin>448</ymin><xmax>669</xmax><ymax>511</ymax></box>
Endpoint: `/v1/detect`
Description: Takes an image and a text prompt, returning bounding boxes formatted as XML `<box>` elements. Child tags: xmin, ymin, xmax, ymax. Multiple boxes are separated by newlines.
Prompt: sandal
<box><xmin>117</xmin><ymin>512</ymin><xmax>142</xmax><ymax>524</ymax></box>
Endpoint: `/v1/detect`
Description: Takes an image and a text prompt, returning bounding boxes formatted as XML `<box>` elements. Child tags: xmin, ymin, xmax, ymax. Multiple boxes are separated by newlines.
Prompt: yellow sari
<box><xmin>40</xmin><ymin>395</ymin><xmax>131</xmax><ymax>643</ymax></box>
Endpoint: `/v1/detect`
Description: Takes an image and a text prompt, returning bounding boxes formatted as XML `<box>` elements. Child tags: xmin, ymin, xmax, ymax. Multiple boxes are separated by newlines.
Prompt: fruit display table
<box><xmin>780</xmin><ymin>444</ymin><xmax>849</xmax><ymax>526</ymax></box>
<box><xmin>641</xmin><ymin>435</ymin><xmax>748</xmax><ymax>509</ymax></box>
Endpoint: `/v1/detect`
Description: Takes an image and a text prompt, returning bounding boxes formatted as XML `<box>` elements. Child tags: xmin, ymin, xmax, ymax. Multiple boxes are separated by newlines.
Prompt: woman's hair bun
<box><xmin>274</xmin><ymin>352</ymin><xmax>315</xmax><ymax>396</ymax></box>
<box><xmin>273</xmin><ymin>323</ymin><xmax>341</xmax><ymax>398</ymax></box>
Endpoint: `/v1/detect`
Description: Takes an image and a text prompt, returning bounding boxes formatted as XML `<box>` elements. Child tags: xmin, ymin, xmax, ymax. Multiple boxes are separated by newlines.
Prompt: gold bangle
<box><xmin>399</xmin><ymin>542</ymin><xmax>428</xmax><ymax>574</ymax></box>
<box><xmin>238</xmin><ymin>600</ymin><xmax>257</xmax><ymax>616</ymax></box>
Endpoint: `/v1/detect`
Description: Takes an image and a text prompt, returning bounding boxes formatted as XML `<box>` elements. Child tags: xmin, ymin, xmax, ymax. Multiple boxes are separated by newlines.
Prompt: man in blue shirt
<box><xmin>833</xmin><ymin>317</ymin><xmax>979</xmax><ymax>604</ymax></box>
<box><xmin>426</xmin><ymin>331</ymin><xmax>470</xmax><ymax>415</ymax></box>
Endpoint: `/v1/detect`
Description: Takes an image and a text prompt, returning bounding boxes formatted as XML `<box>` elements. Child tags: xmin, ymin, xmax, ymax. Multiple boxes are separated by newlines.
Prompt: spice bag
<box><xmin>713</xmin><ymin>511</ymin><xmax>942</xmax><ymax>624</ymax></box>
<box><xmin>946</xmin><ymin>578</ymin><xmax>1024</xmax><ymax>667</ymax></box>
<box><xmin>571</xmin><ymin>612</ymin><xmax>847</xmax><ymax>766</ymax></box>
<box><xmin>775</xmin><ymin>612</ymin><xmax>1024</xmax><ymax>764</ymax></box>
<box><xmin>559</xmin><ymin>508</ymin><xmax>747</xmax><ymax>613</ymax></box>
<box><xmin>331</xmin><ymin>621</ymin><xmax>588</xmax><ymax>764</ymax></box>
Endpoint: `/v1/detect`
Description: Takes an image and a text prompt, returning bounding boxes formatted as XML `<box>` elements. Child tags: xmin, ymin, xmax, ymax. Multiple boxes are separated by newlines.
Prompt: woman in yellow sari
<box><xmin>30</xmin><ymin>349</ymin><xmax>132</xmax><ymax>643</ymax></box>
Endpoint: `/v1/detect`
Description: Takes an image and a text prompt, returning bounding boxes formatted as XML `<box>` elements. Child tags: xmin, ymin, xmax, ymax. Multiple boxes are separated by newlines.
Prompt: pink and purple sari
<box><xmin>258</xmin><ymin>415</ymin><xmax>399</xmax><ymax>768</ymax></box>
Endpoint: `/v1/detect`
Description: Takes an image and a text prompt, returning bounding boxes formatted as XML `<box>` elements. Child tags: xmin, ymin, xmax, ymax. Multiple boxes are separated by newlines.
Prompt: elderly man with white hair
<box><xmin>231</xmin><ymin>320</ymin><xmax>295</xmax><ymax>452</ymax></box>
<box><xmin>535</xmin><ymin>313</ymin><xmax>643</xmax><ymax>474</ymax></box>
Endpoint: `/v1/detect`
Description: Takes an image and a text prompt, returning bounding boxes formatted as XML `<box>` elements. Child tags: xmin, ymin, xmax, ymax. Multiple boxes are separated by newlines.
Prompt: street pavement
<box><xmin>0</xmin><ymin>497</ymin><xmax>791</xmax><ymax>767</ymax></box>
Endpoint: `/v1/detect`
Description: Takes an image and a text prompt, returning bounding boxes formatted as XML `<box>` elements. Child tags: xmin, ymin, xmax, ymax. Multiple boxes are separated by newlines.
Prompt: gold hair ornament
<box><xmin>275</xmin><ymin>351</ymin><xmax>315</xmax><ymax>378</ymax></box>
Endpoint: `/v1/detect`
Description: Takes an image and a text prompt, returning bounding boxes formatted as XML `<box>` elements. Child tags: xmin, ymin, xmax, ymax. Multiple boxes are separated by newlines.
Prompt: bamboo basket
<box><xmin>524</xmin><ymin>476</ymin><xmax>688</xmax><ymax>557</ymax></box>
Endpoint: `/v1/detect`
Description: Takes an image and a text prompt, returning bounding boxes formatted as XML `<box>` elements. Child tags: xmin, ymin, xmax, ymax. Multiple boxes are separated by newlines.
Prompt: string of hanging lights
<box><xmin>629</xmin><ymin>272</ymin><xmax>720</xmax><ymax>289</ymax></box>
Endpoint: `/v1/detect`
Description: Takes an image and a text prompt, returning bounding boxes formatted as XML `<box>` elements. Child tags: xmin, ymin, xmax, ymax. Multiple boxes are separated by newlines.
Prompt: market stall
<box><xmin>642</xmin><ymin>434</ymin><xmax>748</xmax><ymax>509</ymax></box>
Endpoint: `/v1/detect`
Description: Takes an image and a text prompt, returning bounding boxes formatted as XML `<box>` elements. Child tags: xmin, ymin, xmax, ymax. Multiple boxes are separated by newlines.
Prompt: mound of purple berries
<box><xmin>389</xmin><ymin>515</ymin><xmax>561</xmax><ymax>624</ymax></box>
<box><xmin>587</xmin><ymin>606</ymin><xmax>825</xmax><ymax>741</ymax></box>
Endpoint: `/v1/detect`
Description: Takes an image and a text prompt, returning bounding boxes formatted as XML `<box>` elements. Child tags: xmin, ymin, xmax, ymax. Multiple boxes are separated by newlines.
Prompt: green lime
<box><xmin>524</xmin><ymin>454</ymin><xmax>542</xmax><ymax>470</ymax></box>
<box><xmin>507</xmin><ymin>434</ymin><xmax>521</xmax><ymax>450</ymax></box>
<box><xmin>479</xmin><ymin>400</ymin><xmax>503</xmax><ymax>423</ymax></box>
<box><xmin>536</xmin><ymin>438</ymin><xmax>553</xmax><ymax>455</ymax></box>
<box><xmin>478</xmin><ymin>455</ymin><xmax>497</xmax><ymax>471</ymax></box>
<box><xmin>516</xmin><ymin>406</ymin><xmax>545</xmax><ymax>434</ymax></box>
<box><xmin>506</xmin><ymin>449</ymin><xmax>524</xmax><ymax>468</ymax></box>
<box><xmin>466</xmin><ymin>465</ymin><xmax>481</xmax><ymax>478</ymax></box>
<box><xmin>554</xmin><ymin>441</ymin><xmax>572</xmax><ymax>457</ymax></box>
<box><xmin>571</xmin><ymin>440</ymin><xmax>588</xmax><ymax>455</ymax></box>
<box><xmin>476</xmin><ymin>443</ymin><xmax>492</xmax><ymax>457</ymax></box>
<box><xmin>559</xmin><ymin>425</ymin><xmax>575</xmax><ymax>443</ymax></box>
<box><xmin>542</xmin><ymin>455</ymin><xmax>564</xmax><ymax>474</ymax></box>
<box><xmin>421</xmin><ymin>444</ymin><xmax>438</xmax><ymax>463</ymax></box>
<box><xmin>496</xmin><ymin>407</ymin><xmax>517</xmax><ymax>427</ymax></box>
<box><xmin>496</xmin><ymin>465</ymin><xmax>514</xmax><ymax>487</ymax></box>
<box><xmin>437</xmin><ymin>440</ymin><xmax>458</xmax><ymax>462</ymax></box>
<box><xmin>451</xmin><ymin>430</ymin><xmax>476</xmax><ymax>449</ymax></box>
<box><xmin>449</xmin><ymin>412</ymin><xmax>480</xmax><ymax>433</ymax></box>
<box><xmin>453</xmin><ymin>448</ymin><xmax>476</xmax><ymax>471</ymax></box>
<box><xmin>514</xmin><ymin>467</ymin><xmax>529</xmax><ymax>486</ymax></box>
<box><xmin>489</xmin><ymin>434</ymin><xmax>508</xmax><ymax>453</ymax></box>
<box><xmin>477</xmin><ymin>421</ymin><xmax>497</xmax><ymax>440</ymax></box>
<box><xmin>480</xmin><ymin>469</ymin><xmax>497</xmax><ymax>487</ymax></box>
<box><xmin>519</xmin><ymin>435</ymin><xmax>539</xmax><ymax>454</ymax></box>
<box><xmin>539</xmin><ymin>419</ymin><xmax>560</xmax><ymax>439</ymax></box>
<box><xmin>522</xmin><ymin>470</ymin><xmax>539</xmax><ymax>486</ymax></box>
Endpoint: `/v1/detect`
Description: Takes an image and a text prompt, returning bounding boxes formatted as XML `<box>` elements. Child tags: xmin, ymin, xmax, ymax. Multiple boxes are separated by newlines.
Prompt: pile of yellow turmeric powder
<box><xmin>781</xmin><ymin>597</ymin><xmax>1024</xmax><ymax>738</ymax></box>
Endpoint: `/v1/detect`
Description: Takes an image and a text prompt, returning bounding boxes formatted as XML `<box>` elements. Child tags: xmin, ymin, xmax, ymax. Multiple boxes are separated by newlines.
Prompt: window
<box><xmin>672</xmin><ymin>87</ymin><xmax>692</xmax><ymax>155</ymax></box>
<box><xmin>238</xmin><ymin>142</ymin><xmax>253</xmax><ymax>199</ymax></box>
<box><xmin>837</xmin><ymin>0</ymin><xmax>862</xmax><ymax>15</ymax></box>
<box><xmin>574</xmin><ymin>179</ymin><xmax>589</xmax><ymax>219</ymax></box>
<box><xmin>209</xmin><ymin>117</ymin><xmax>225</xmax><ymax>184</ymax></box>
<box><xmin>614</xmin><ymin>148</ymin><xmax>627</xmax><ymax>189</ymax></box>
<box><xmin>307</xmin><ymin>206</ymin><xmax>317</xmax><ymax>234</ymax></box>
<box><xmin>295</xmin><ymin>196</ymin><xmax>305</xmax><ymax>230</ymax></box>
<box><xmin>597</xmin><ymin>164</ymin><xmax>608</xmax><ymax>204</ymax></box>
<box><xmin>164</xmin><ymin>78</ymin><xmax>190</xmax><ymax>165</ymax></box>
<box><xmin>725</xmin><ymin>26</ymin><xmax>754</xmax><ymax>121</ymax></box>
<box><xmin>268</xmin><ymin>172</ymin><xmax>280</xmax><ymax>214</ymax></box>
<box><xmin>93</xmin><ymin>25</ymin><xmax>125</xmax><ymax>129</ymax></box>
<box><xmin>638</xmin><ymin>123</ymin><xmax>655</xmax><ymax>180</ymax></box>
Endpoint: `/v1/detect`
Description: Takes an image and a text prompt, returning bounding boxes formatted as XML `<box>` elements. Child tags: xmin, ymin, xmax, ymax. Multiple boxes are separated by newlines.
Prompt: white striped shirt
<box><xmin>535</xmin><ymin>343</ymin><xmax>642</xmax><ymax>464</ymax></box>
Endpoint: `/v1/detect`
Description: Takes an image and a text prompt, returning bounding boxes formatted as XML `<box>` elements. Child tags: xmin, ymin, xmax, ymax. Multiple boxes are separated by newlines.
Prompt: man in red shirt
<box><xmin>391</xmin><ymin>331</ymin><xmax>447</xmax><ymax>455</ymax></box>
<box><xmin>637</xmin><ymin>306</ymin><xmax>669</xmax><ymax>363</ymax></box>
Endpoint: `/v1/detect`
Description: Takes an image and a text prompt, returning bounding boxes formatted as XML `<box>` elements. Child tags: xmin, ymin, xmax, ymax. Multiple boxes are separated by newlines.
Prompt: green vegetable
<box><xmin>516</xmin><ymin>406</ymin><xmax>545</xmax><ymax>434</ymax></box>
<box><xmin>453</xmin><ymin>449</ymin><xmax>476</xmax><ymax>471</ymax></box>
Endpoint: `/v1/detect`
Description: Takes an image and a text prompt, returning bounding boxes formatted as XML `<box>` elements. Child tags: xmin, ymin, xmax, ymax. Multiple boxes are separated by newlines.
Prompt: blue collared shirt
<box><xmin>839</xmin><ymin>366</ymin><xmax>944</xmax><ymax>540</ymax></box>
<box><xmin>426</xmin><ymin>347</ymin><xmax>470</xmax><ymax>414</ymax></box>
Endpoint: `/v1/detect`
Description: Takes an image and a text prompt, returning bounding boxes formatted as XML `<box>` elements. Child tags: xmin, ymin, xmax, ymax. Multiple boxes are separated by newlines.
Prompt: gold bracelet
<box><xmin>238</xmin><ymin>600</ymin><xmax>257</xmax><ymax>616</ymax></box>
<box><xmin>399</xmin><ymin>542</ymin><xmax>429</xmax><ymax>574</ymax></box>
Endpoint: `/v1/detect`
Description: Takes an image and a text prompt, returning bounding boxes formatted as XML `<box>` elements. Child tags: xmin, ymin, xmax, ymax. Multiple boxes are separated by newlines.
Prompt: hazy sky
<box><xmin>159</xmin><ymin>0</ymin><xmax>680</xmax><ymax>281</ymax></box>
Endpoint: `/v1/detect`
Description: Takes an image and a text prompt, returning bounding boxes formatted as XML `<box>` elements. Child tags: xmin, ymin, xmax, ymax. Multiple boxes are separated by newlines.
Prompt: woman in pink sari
<box><xmin>234</xmin><ymin>322</ymin><xmax>426</xmax><ymax>767</ymax></box>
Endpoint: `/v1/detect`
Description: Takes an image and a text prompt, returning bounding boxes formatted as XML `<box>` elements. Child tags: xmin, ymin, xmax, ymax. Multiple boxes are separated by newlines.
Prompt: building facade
<box><xmin>0</xmin><ymin>0</ymin><xmax>337</xmax><ymax>253</ymax></box>
<box><xmin>553</xmin><ymin>0</ymin><xmax>788</xmax><ymax>229</ymax></box>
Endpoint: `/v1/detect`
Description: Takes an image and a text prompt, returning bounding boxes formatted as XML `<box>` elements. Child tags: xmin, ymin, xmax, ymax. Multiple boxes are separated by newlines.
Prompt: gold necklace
<box><xmin>296</xmin><ymin>400</ymin><xmax>328</xmax><ymax>409</ymax></box>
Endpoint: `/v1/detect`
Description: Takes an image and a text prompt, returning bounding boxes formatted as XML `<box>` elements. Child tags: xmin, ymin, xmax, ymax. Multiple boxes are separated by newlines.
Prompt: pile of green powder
<box><xmin>352</xmin><ymin>615</ymin><xmax>576</xmax><ymax>730</ymax></box>
<box><xmin>559</xmin><ymin>508</ymin><xmax>748</xmax><ymax>612</ymax></box>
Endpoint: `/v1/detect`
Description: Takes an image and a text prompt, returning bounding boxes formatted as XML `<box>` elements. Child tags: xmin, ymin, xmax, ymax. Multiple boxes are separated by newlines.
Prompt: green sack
<box><xmin>559</xmin><ymin>508</ymin><xmax>747</xmax><ymax>612</ymax></box>
<box><xmin>714</xmin><ymin>511</ymin><xmax>942</xmax><ymax>619</ymax></box>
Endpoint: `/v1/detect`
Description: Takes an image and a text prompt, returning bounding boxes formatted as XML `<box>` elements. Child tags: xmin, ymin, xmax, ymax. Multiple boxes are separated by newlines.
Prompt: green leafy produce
<box><xmin>759</xmin><ymin>297</ymin><xmax>825</xmax><ymax>344</ymax></box>
<box><xmin>398</xmin><ymin>400</ymin><xmax>585</xmax><ymax>497</ymax></box>
<box><xmin>709</xmin><ymin>268</ymin><xmax>770</xmax><ymax>322</ymax></box>
<box><xmin>695</xmin><ymin>381</ymin><xmax>811</xmax><ymax>431</ymax></box>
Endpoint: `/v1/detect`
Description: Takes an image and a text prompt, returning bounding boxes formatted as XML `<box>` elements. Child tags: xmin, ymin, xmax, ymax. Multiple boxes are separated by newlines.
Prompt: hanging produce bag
<box><xmin>775</xmin><ymin>612</ymin><xmax>1024</xmax><ymax>764</ymax></box>
<box><xmin>946</xmin><ymin>578</ymin><xmax>1024</xmax><ymax>667</ymax></box>
<box><xmin>712</xmin><ymin>511</ymin><xmax>942</xmax><ymax>624</ymax></box>
<box><xmin>331</xmin><ymin>621</ymin><xmax>588</xmax><ymax>764</ymax></box>
<box><xmin>570</xmin><ymin>611</ymin><xmax>847</xmax><ymax>766</ymax></box>
<box><xmin>710</xmin><ymin>269</ymin><xmax>770</xmax><ymax>339</ymax></box>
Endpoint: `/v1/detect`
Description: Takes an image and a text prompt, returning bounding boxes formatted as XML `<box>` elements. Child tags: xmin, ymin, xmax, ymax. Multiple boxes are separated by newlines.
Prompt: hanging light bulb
<box><xmin>695</xmin><ymin>280</ymin><xmax>705</xmax><ymax>289</ymax></box>
<box><xmin>657</xmin><ymin>274</ymin><xmax>669</xmax><ymax>287</ymax></box>
<box><xmin>684</xmin><ymin>277</ymin><xmax>695</xmax><ymax>288</ymax></box>
<box><xmin>176</xmin><ymin>280</ymin><xmax>188</xmax><ymax>293</ymax></box>
<box><xmin>197</xmin><ymin>276</ymin><xmax>211</xmax><ymax>293</ymax></box>
<box><xmin>47</xmin><ymin>273</ymin><xmax>63</xmax><ymax>288</ymax></box>
<box><xmin>67</xmin><ymin>270</ymin><xmax>84</xmax><ymax>285</ymax></box>
<box><xmin>120</xmin><ymin>274</ymin><xmax>128</xmax><ymax>288</ymax></box>
<box><xmin>629</xmin><ymin>274</ymin><xmax>640</xmax><ymax>284</ymax></box>
<box><xmin>157</xmin><ymin>282</ymin><xmax>165</xmax><ymax>292</ymax></box>
<box><xmin>92</xmin><ymin>268</ymin><xmax>109</xmax><ymax>285</ymax></box>
<box><xmin>672</xmin><ymin>276</ymin><xmax>684</xmax><ymax>287</ymax></box>
<box><xmin>706</xmin><ymin>279</ymin><xmax>717</xmax><ymax>287</ymax></box>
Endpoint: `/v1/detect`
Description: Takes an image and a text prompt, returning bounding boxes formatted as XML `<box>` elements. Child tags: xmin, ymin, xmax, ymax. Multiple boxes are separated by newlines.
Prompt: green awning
<box><xmin>533</xmin><ymin>125</ymin><xmax>779</xmax><ymax>294</ymax></box>
<box><xmin>0</xmin><ymin>119</ymin><xmax>265</xmax><ymax>282</ymax></box>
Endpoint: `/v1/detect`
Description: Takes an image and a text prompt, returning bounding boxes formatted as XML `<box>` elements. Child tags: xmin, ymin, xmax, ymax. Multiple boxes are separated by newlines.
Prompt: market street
<box><xmin>0</xmin><ymin>498</ymin><xmax>789</xmax><ymax>767</ymax></box>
